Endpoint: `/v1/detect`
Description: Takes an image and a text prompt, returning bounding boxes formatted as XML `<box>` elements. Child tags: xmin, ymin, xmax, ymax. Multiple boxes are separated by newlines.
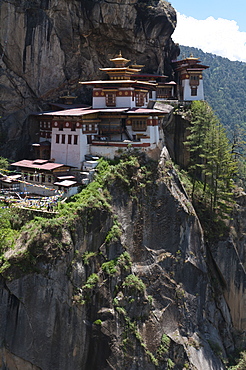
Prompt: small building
<box><xmin>11</xmin><ymin>159</ymin><xmax>79</xmax><ymax>197</ymax></box>
<box><xmin>0</xmin><ymin>174</ymin><xmax>21</xmax><ymax>193</ymax></box>
<box><xmin>172</xmin><ymin>55</ymin><xmax>209</xmax><ymax>101</ymax></box>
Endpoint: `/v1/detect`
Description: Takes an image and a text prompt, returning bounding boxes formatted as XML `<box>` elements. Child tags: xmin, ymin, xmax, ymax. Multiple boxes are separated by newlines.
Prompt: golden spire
<box><xmin>110</xmin><ymin>51</ymin><xmax>130</xmax><ymax>67</ymax></box>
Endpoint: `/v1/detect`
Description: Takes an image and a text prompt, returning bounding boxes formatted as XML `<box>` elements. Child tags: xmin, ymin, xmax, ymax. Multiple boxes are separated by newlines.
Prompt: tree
<box><xmin>184</xmin><ymin>101</ymin><xmax>214</xmax><ymax>198</ymax></box>
<box><xmin>230</xmin><ymin>124</ymin><xmax>246</xmax><ymax>188</ymax></box>
<box><xmin>186</xmin><ymin>101</ymin><xmax>236</xmax><ymax>217</ymax></box>
<box><xmin>0</xmin><ymin>156</ymin><xmax>9</xmax><ymax>173</ymax></box>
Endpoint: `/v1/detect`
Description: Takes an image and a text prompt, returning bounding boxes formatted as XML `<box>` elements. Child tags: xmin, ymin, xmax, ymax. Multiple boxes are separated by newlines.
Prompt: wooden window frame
<box><xmin>106</xmin><ymin>93</ymin><xmax>116</xmax><ymax>107</ymax></box>
<box><xmin>135</xmin><ymin>93</ymin><xmax>145</xmax><ymax>107</ymax></box>
<box><xmin>191</xmin><ymin>87</ymin><xmax>198</xmax><ymax>96</ymax></box>
<box><xmin>132</xmin><ymin>119</ymin><xmax>147</xmax><ymax>131</ymax></box>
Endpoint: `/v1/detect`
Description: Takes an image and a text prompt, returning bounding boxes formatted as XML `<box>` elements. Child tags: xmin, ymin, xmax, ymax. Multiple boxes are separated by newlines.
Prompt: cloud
<box><xmin>172</xmin><ymin>12</ymin><xmax>246</xmax><ymax>62</ymax></box>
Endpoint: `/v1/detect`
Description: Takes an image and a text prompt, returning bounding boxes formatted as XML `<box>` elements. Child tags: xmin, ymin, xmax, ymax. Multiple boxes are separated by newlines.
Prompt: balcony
<box><xmin>98</xmin><ymin>124</ymin><xmax>122</xmax><ymax>134</ymax></box>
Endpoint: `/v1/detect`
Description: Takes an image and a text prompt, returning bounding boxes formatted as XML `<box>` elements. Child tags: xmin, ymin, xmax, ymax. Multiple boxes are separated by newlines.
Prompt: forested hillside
<box><xmin>179</xmin><ymin>45</ymin><xmax>246</xmax><ymax>137</ymax></box>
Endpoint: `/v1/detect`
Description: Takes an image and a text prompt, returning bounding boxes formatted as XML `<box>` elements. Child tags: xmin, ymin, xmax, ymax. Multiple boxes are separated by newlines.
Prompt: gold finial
<box><xmin>110</xmin><ymin>52</ymin><xmax>130</xmax><ymax>67</ymax></box>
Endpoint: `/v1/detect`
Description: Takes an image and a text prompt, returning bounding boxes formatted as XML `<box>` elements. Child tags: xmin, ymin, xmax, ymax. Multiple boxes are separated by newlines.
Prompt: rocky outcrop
<box><xmin>0</xmin><ymin>149</ymin><xmax>237</xmax><ymax>369</ymax></box>
<box><xmin>0</xmin><ymin>0</ymin><xmax>179</xmax><ymax>159</ymax></box>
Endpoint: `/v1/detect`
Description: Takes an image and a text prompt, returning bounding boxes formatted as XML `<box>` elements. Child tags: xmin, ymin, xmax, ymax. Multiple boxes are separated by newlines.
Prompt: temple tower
<box><xmin>172</xmin><ymin>55</ymin><xmax>209</xmax><ymax>101</ymax></box>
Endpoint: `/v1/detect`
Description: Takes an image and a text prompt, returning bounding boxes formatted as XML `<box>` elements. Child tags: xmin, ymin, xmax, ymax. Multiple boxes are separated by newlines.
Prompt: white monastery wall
<box><xmin>116</xmin><ymin>96</ymin><xmax>135</xmax><ymax>108</ymax></box>
<box><xmin>183</xmin><ymin>79</ymin><xmax>204</xmax><ymax>101</ymax></box>
<box><xmin>93</xmin><ymin>97</ymin><xmax>107</xmax><ymax>108</ymax></box>
<box><xmin>51</xmin><ymin>128</ymin><xmax>88</xmax><ymax>168</ymax></box>
<box><xmin>90</xmin><ymin>145</ymin><xmax>118</xmax><ymax>159</ymax></box>
<box><xmin>149</xmin><ymin>124</ymin><xmax>159</xmax><ymax>144</ymax></box>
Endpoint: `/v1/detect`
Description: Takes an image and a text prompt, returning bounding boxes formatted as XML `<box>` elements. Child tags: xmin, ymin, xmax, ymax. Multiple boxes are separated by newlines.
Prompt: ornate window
<box><xmin>56</xmin><ymin>134</ymin><xmax>59</xmax><ymax>143</ymax></box>
<box><xmin>157</xmin><ymin>88</ymin><xmax>172</xmax><ymax>98</ymax></box>
<box><xmin>191</xmin><ymin>87</ymin><xmax>198</xmax><ymax>96</ymax></box>
<box><xmin>132</xmin><ymin>119</ymin><xmax>147</xmax><ymax>131</ymax></box>
<box><xmin>74</xmin><ymin>135</ymin><xmax>78</xmax><ymax>145</ymax></box>
<box><xmin>68</xmin><ymin>135</ymin><xmax>72</xmax><ymax>144</ymax></box>
<box><xmin>106</xmin><ymin>93</ymin><xmax>116</xmax><ymax>107</ymax></box>
<box><xmin>189</xmin><ymin>75</ymin><xmax>200</xmax><ymax>86</ymax></box>
<box><xmin>62</xmin><ymin>134</ymin><xmax>66</xmax><ymax>144</ymax></box>
<box><xmin>135</xmin><ymin>93</ymin><xmax>145</xmax><ymax>106</ymax></box>
<box><xmin>190</xmin><ymin>75</ymin><xmax>199</xmax><ymax>81</ymax></box>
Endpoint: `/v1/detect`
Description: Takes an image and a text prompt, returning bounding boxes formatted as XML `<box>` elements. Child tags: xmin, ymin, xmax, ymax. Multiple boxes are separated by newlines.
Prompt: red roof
<box><xmin>12</xmin><ymin>159</ymin><xmax>69</xmax><ymax>171</ymax></box>
<box><xmin>127</xmin><ymin>108</ymin><xmax>169</xmax><ymax>114</ymax></box>
<box><xmin>40</xmin><ymin>108</ymin><xmax>98</xmax><ymax>117</ymax></box>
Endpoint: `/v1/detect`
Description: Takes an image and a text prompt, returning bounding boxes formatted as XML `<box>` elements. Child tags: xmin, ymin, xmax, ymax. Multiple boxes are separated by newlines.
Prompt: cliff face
<box><xmin>0</xmin><ymin>0</ymin><xmax>178</xmax><ymax>159</ymax></box>
<box><xmin>0</xmin><ymin>150</ymin><xmax>238</xmax><ymax>370</ymax></box>
<box><xmin>209</xmin><ymin>192</ymin><xmax>246</xmax><ymax>333</ymax></box>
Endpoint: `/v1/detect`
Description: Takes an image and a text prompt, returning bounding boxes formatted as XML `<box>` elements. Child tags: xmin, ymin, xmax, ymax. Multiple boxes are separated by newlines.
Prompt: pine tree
<box><xmin>184</xmin><ymin>101</ymin><xmax>213</xmax><ymax>199</ymax></box>
<box><xmin>185</xmin><ymin>101</ymin><xmax>236</xmax><ymax>218</ymax></box>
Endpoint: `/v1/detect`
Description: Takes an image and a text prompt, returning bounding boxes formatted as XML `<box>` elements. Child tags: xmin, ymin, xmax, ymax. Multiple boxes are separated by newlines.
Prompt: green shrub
<box><xmin>229</xmin><ymin>351</ymin><xmax>246</xmax><ymax>369</ymax></box>
<box><xmin>147</xmin><ymin>295</ymin><xmax>153</xmax><ymax>305</ymax></box>
<box><xmin>122</xmin><ymin>274</ymin><xmax>146</xmax><ymax>294</ymax></box>
<box><xmin>116</xmin><ymin>306</ymin><xmax>126</xmax><ymax>316</ymax></box>
<box><xmin>167</xmin><ymin>358</ymin><xmax>175</xmax><ymax>369</ymax></box>
<box><xmin>93</xmin><ymin>319</ymin><xmax>102</xmax><ymax>325</ymax></box>
<box><xmin>0</xmin><ymin>207</ymin><xmax>19</xmax><ymax>253</ymax></box>
<box><xmin>102</xmin><ymin>251</ymin><xmax>132</xmax><ymax>276</ymax></box>
<box><xmin>117</xmin><ymin>251</ymin><xmax>132</xmax><ymax>270</ymax></box>
<box><xmin>82</xmin><ymin>251</ymin><xmax>96</xmax><ymax>265</ymax></box>
<box><xmin>105</xmin><ymin>222</ymin><xmax>121</xmax><ymax>244</ymax></box>
<box><xmin>157</xmin><ymin>334</ymin><xmax>171</xmax><ymax>357</ymax></box>
<box><xmin>83</xmin><ymin>273</ymin><xmax>99</xmax><ymax>290</ymax></box>
<box><xmin>102</xmin><ymin>259</ymin><xmax>118</xmax><ymax>275</ymax></box>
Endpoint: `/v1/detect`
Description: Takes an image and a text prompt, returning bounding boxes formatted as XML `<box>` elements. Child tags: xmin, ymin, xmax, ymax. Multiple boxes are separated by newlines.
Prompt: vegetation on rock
<box><xmin>229</xmin><ymin>350</ymin><xmax>246</xmax><ymax>369</ymax></box>
<box><xmin>0</xmin><ymin>156</ymin><xmax>9</xmax><ymax>171</ymax></box>
<box><xmin>0</xmin><ymin>154</ymin><xmax>157</xmax><ymax>278</ymax></box>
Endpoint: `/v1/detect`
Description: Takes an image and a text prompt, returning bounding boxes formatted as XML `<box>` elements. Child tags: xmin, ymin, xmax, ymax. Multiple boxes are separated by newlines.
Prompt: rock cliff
<box><xmin>0</xmin><ymin>0</ymin><xmax>178</xmax><ymax>159</ymax></box>
<box><xmin>0</xmin><ymin>150</ymin><xmax>241</xmax><ymax>370</ymax></box>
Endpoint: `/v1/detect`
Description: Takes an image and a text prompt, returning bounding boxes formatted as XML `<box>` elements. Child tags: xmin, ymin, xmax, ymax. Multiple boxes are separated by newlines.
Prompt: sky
<box><xmin>170</xmin><ymin>0</ymin><xmax>246</xmax><ymax>62</ymax></box>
